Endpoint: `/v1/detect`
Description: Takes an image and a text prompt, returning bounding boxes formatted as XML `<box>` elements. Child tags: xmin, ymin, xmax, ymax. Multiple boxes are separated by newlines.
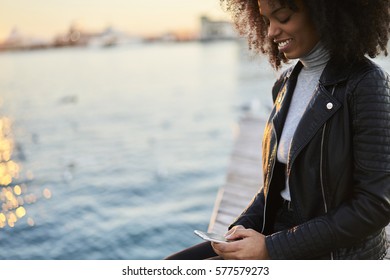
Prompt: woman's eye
<box><xmin>279</xmin><ymin>16</ymin><xmax>291</xmax><ymax>24</ymax></box>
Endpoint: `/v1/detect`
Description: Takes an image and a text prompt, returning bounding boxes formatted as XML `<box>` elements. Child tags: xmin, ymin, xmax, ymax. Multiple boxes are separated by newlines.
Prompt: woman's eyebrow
<box><xmin>260</xmin><ymin>6</ymin><xmax>288</xmax><ymax>17</ymax></box>
<box><xmin>271</xmin><ymin>7</ymin><xmax>288</xmax><ymax>15</ymax></box>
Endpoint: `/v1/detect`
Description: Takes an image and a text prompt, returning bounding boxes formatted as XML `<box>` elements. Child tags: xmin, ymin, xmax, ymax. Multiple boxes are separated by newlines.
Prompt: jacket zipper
<box><xmin>320</xmin><ymin>124</ymin><xmax>329</xmax><ymax>213</ymax></box>
<box><xmin>320</xmin><ymin>85</ymin><xmax>336</xmax><ymax>259</ymax></box>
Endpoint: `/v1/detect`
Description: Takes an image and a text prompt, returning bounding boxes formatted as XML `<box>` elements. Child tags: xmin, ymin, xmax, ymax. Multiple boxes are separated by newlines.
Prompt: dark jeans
<box><xmin>164</xmin><ymin>240</ymin><xmax>217</xmax><ymax>260</ymax></box>
<box><xmin>273</xmin><ymin>199</ymin><xmax>298</xmax><ymax>232</ymax></box>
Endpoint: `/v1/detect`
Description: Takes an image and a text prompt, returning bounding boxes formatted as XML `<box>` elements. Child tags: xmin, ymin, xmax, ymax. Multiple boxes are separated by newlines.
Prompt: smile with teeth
<box><xmin>277</xmin><ymin>39</ymin><xmax>292</xmax><ymax>48</ymax></box>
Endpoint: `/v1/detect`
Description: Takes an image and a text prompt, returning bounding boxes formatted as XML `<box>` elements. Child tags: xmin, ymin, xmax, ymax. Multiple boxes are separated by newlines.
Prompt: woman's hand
<box><xmin>211</xmin><ymin>227</ymin><xmax>270</xmax><ymax>260</ymax></box>
<box><xmin>223</xmin><ymin>225</ymin><xmax>245</xmax><ymax>237</ymax></box>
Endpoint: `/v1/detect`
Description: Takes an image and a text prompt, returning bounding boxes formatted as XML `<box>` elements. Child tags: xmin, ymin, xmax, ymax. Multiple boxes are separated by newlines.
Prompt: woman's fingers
<box><xmin>224</xmin><ymin>225</ymin><xmax>245</xmax><ymax>238</ymax></box>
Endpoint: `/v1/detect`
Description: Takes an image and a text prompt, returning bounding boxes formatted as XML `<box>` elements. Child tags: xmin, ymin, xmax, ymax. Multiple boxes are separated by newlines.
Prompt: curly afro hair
<box><xmin>220</xmin><ymin>0</ymin><xmax>390</xmax><ymax>69</ymax></box>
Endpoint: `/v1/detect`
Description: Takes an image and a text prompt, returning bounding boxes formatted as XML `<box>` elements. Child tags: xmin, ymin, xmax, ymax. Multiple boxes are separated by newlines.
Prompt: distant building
<box><xmin>54</xmin><ymin>24</ymin><xmax>143</xmax><ymax>48</ymax></box>
<box><xmin>0</xmin><ymin>27</ymin><xmax>50</xmax><ymax>51</ymax></box>
<box><xmin>199</xmin><ymin>16</ymin><xmax>237</xmax><ymax>41</ymax></box>
<box><xmin>53</xmin><ymin>24</ymin><xmax>92</xmax><ymax>47</ymax></box>
<box><xmin>88</xmin><ymin>26</ymin><xmax>142</xmax><ymax>48</ymax></box>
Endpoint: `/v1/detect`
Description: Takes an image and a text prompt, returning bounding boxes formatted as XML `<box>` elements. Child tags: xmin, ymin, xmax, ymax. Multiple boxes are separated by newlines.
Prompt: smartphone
<box><xmin>194</xmin><ymin>230</ymin><xmax>230</xmax><ymax>243</ymax></box>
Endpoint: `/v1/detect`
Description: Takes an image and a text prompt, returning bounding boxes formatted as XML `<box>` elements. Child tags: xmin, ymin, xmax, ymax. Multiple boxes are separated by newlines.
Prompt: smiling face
<box><xmin>258</xmin><ymin>0</ymin><xmax>320</xmax><ymax>59</ymax></box>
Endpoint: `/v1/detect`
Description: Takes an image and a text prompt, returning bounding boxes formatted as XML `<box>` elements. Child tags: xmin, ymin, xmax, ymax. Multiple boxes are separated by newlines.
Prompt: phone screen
<box><xmin>194</xmin><ymin>230</ymin><xmax>230</xmax><ymax>243</ymax></box>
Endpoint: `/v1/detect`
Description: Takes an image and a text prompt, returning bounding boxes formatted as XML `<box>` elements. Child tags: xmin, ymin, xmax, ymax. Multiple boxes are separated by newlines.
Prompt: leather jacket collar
<box><xmin>271</xmin><ymin>58</ymin><xmax>355</xmax><ymax>172</ymax></box>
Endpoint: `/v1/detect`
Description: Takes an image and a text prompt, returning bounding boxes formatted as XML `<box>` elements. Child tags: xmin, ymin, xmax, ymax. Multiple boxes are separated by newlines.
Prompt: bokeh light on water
<box><xmin>0</xmin><ymin>116</ymin><xmax>51</xmax><ymax>229</ymax></box>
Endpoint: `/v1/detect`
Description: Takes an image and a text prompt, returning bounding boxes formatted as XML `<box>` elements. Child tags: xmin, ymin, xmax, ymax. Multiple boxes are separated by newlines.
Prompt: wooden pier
<box><xmin>208</xmin><ymin>114</ymin><xmax>390</xmax><ymax>259</ymax></box>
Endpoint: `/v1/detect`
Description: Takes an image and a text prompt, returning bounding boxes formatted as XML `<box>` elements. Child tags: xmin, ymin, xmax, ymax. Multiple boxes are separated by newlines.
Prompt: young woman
<box><xmin>166</xmin><ymin>0</ymin><xmax>390</xmax><ymax>259</ymax></box>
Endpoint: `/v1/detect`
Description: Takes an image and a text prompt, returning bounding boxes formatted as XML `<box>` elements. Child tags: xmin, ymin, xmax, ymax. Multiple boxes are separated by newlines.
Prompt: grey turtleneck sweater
<box><xmin>278</xmin><ymin>42</ymin><xmax>330</xmax><ymax>201</ymax></box>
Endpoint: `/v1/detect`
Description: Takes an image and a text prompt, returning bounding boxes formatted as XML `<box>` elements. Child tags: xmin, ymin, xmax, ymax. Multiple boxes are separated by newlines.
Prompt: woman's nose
<box><xmin>267</xmin><ymin>22</ymin><xmax>281</xmax><ymax>39</ymax></box>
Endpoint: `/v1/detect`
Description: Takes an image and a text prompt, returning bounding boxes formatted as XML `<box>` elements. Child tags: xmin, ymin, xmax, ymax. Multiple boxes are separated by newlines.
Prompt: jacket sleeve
<box><xmin>229</xmin><ymin>187</ymin><xmax>266</xmax><ymax>230</ymax></box>
<box><xmin>265</xmin><ymin>66</ymin><xmax>390</xmax><ymax>259</ymax></box>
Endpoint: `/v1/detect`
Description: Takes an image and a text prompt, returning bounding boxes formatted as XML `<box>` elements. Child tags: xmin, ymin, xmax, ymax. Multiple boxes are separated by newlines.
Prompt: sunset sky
<box><xmin>1</xmin><ymin>0</ymin><xmax>230</xmax><ymax>40</ymax></box>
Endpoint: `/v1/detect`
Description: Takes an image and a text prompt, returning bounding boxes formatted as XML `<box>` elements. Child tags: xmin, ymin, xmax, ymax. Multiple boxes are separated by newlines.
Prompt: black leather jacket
<box><xmin>231</xmin><ymin>57</ymin><xmax>390</xmax><ymax>259</ymax></box>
